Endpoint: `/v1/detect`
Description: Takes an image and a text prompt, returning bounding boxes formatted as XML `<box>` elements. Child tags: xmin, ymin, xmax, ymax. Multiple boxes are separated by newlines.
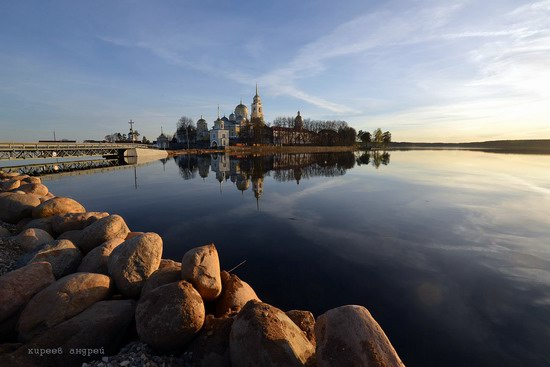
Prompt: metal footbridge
<box><xmin>0</xmin><ymin>142</ymin><xmax>152</xmax><ymax>160</ymax></box>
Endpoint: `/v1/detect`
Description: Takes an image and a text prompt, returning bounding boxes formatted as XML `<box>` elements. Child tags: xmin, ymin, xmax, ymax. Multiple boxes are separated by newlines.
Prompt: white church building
<box><xmin>209</xmin><ymin>85</ymin><xmax>264</xmax><ymax>148</ymax></box>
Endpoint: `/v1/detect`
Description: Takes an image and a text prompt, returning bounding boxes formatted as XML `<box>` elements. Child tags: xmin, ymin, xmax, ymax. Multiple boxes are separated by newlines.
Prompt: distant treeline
<box><xmin>390</xmin><ymin>139</ymin><xmax>550</xmax><ymax>151</ymax></box>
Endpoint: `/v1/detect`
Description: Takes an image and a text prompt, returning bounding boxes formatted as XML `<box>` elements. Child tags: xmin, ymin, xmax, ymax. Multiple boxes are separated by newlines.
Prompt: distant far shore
<box><xmin>387</xmin><ymin>139</ymin><xmax>550</xmax><ymax>154</ymax></box>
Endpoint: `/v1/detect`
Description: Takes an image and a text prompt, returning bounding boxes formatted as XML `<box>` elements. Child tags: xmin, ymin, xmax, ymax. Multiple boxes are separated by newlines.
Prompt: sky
<box><xmin>0</xmin><ymin>0</ymin><xmax>549</xmax><ymax>143</ymax></box>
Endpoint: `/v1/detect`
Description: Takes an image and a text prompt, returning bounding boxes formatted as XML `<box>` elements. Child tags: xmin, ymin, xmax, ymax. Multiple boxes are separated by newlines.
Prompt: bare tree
<box><xmin>176</xmin><ymin>116</ymin><xmax>196</xmax><ymax>149</ymax></box>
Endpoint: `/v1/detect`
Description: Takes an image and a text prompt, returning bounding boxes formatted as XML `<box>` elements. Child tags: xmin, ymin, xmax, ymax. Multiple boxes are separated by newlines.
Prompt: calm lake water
<box><xmin>40</xmin><ymin>150</ymin><xmax>550</xmax><ymax>367</ymax></box>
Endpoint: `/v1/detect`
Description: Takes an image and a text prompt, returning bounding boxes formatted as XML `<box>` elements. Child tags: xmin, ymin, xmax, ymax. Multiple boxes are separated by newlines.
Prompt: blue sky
<box><xmin>1</xmin><ymin>0</ymin><xmax>549</xmax><ymax>142</ymax></box>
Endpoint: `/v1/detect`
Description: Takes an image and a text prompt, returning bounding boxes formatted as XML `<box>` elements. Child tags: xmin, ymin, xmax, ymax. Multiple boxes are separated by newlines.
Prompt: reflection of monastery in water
<box><xmin>175</xmin><ymin>152</ymin><xmax>376</xmax><ymax>208</ymax></box>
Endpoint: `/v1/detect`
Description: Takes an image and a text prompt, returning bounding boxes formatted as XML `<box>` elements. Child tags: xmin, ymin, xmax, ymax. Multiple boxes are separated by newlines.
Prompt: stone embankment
<box><xmin>0</xmin><ymin>169</ymin><xmax>405</xmax><ymax>367</ymax></box>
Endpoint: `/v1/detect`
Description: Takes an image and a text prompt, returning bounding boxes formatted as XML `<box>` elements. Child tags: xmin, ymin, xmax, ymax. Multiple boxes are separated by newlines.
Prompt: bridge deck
<box><xmin>0</xmin><ymin>142</ymin><xmax>152</xmax><ymax>160</ymax></box>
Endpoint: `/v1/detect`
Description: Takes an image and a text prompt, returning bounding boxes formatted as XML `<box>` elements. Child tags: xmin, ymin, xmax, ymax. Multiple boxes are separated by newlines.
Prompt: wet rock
<box><xmin>0</xmin><ymin>262</ymin><xmax>55</xmax><ymax>324</ymax></box>
<box><xmin>315</xmin><ymin>305</ymin><xmax>405</xmax><ymax>367</ymax></box>
<box><xmin>17</xmin><ymin>183</ymin><xmax>48</xmax><ymax>197</ymax></box>
<box><xmin>32</xmin><ymin>197</ymin><xmax>86</xmax><ymax>219</ymax></box>
<box><xmin>215</xmin><ymin>271</ymin><xmax>261</xmax><ymax>317</ymax></box>
<box><xmin>141</xmin><ymin>266</ymin><xmax>181</xmax><ymax>298</ymax></box>
<box><xmin>17</xmin><ymin>272</ymin><xmax>113</xmax><ymax>341</ymax></box>
<box><xmin>181</xmin><ymin>244</ymin><xmax>222</xmax><ymax>301</ymax></box>
<box><xmin>286</xmin><ymin>310</ymin><xmax>316</xmax><ymax>346</ymax></box>
<box><xmin>136</xmin><ymin>281</ymin><xmax>205</xmax><ymax>351</ymax></box>
<box><xmin>77</xmin><ymin>238</ymin><xmax>125</xmax><ymax>275</ymax></box>
<box><xmin>230</xmin><ymin>300</ymin><xmax>315</xmax><ymax>367</ymax></box>
<box><xmin>74</xmin><ymin>215</ymin><xmax>130</xmax><ymax>254</ymax></box>
<box><xmin>0</xmin><ymin>193</ymin><xmax>42</xmax><ymax>224</ymax></box>
<box><xmin>26</xmin><ymin>239</ymin><xmax>82</xmax><ymax>279</ymax></box>
<box><xmin>108</xmin><ymin>233</ymin><xmax>162</xmax><ymax>298</ymax></box>
<box><xmin>11</xmin><ymin>228</ymin><xmax>54</xmax><ymax>252</ymax></box>
<box><xmin>51</xmin><ymin>211</ymin><xmax>109</xmax><ymax>234</ymax></box>
<box><xmin>185</xmin><ymin>315</ymin><xmax>233</xmax><ymax>367</ymax></box>
<box><xmin>19</xmin><ymin>217</ymin><xmax>55</xmax><ymax>237</ymax></box>
<box><xmin>6</xmin><ymin>300</ymin><xmax>135</xmax><ymax>367</ymax></box>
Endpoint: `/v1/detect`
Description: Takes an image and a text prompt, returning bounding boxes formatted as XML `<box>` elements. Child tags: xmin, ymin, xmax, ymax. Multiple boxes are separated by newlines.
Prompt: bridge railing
<box><xmin>0</xmin><ymin>142</ymin><xmax>153</xmax><ymax>150</ymax></box>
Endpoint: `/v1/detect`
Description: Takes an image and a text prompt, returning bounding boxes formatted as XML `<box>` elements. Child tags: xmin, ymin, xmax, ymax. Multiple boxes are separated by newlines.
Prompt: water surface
<box><xmin>42</xmin><ymin>150</ymin><xmax>550</xmax><ymax>367</ymax></box>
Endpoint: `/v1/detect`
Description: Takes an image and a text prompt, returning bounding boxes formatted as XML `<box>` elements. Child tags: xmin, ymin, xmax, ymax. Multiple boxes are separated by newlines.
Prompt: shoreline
<box><xmin>166</xmin><ymin>145</ymin><xmax>356</xmax><ymax>157</ymax></box>
<box><xmin>0</xmin><ymin>168</ymin><xmax>405</xmax><ymax>367</ymax></box>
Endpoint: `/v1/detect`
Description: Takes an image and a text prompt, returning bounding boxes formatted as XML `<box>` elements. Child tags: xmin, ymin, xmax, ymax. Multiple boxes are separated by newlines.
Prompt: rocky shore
<box><xmin>0</xmin><ymin>169</ymin><xmax>405</xmax><ymax>367</ymax></box>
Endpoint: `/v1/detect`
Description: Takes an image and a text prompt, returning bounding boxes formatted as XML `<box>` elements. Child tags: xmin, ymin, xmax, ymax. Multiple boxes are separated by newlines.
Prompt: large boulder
<box><xmin>0</xmin><ymin>193</ymin><xmax>41</xmax><ymax>224</ymax></box>
<box><xmin>230</xmin><ymin>300</ymin><xmax>315</xmax><ymax>367</ymax></box>
<box><xmin>19</xmin><ymin>217</ymin><xmax>55</xmax><ymax>237</ymax></box>
<box><xmin>73</xmin><ymin>214</ymin><xmax>130</xmax><ymax>254</ymax></box>
<box><xmin>17</xmin><ymin>272</ymin><xmax>113</xmax><ymax>341</ymax></box>
<box><xmin>286</xmin><ymin>310</ymin><xmax>316</xmax><ymax>346</ymax></box>
<box><xmin>50</xmin><ymin>211</ymin><xmax>109</xmax><ymax>234</ymax></box>
<box><xmin>2</xmin><ymin>180</ymin><xmax>20</xmax><ymax>191</ymax></box>
<box><xmin>185</xmin><ymin>315</ymin><xmax>233</xmax><ymax>367</ymax></box>
<box><xmin>125</xmin><ymin>231</ymin><xmax>144</xmax><ymax>240</ymax></box>
<box><xmin>17</xmin><ymin>183</ymin><xmax>48</xmax><ymax>197</ymax></box>
<box><xmin>4</xmin><ymin>300</ymin><xmax>135</xmax><ymax>367</ymax></box>
<box><xmin>57</xmin><ymin>229</ymin><xmax>82</xmax><ymax>242</ymax></box>
<box><xmin>39</xmin><ymin>192</ymin><xmax>56</xmax><ymax>203</ymax></box>
<box><xmin>108</xmin><ymin>233</ymin><xmax>162</xmax><ymax>298</ymax></box>
<box><xmin>159</xmin><ymin>258</ymin><xmax>182</xmax><ymax>269</ymax></box>
<box><xmin>136</xmin><ymin>281</ymin><xmax>205</xmax><ymax>351</ymax></box>
<box><xmin>141</xmin><ymin>266</ymin><xmax>182</xmax><ymax>298</ymax></box>
<box><xmin>22</xmin><ymin>177</ymin><xmax>41</xmax><ymax>184</ymax></box>
<box><xmin>32</xmin><ymin>197</ymin><xmax>86</xmax><ymax>219</ymax></box>
<box><xmin>11</xmin><ymin>175</ymin><xmax>29</xmax><ymax>182</ymax></box>
<box><xmin>181</xmin><ymin>244</ymin><xmax>222</xmax><ymax>301</ymax></box>
<box><xmin>314</xmin><ymin>305</ymin><xmax>405</xmax><ymax>367</ymax></box>
<box><xmin>215</xmin><ymin>271</ymin><xmax>261</xmax><ymax>317</ymax></box>
<box><xmin>26</xmin><ymin>239</ymin><xmax>82</xmax><ymax>279</ymax></box>
<box><xmin>11</xmin><ymin>228</ymin><xmax>54</xmax><ymax>252</ymax></box>
<box><xmin>0</xmin><ymin>262</ymin><xmax>55</xmax><ymax>324</ymax></box>
<box><xmin>77</xmin><ymin>238</ymin><xmax>125</xmax><ymax>275</ymax></box>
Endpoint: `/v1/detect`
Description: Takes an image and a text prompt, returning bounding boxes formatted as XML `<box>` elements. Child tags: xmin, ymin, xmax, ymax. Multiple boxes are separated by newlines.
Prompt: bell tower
<box><xmin>250</xmin><ymin>83</ymin><xmax>264</xmax><ymax>122</ymax></box>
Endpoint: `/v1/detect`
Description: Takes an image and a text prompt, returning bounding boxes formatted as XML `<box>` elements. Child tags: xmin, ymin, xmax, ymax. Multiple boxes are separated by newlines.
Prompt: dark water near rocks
<box><xmin>42</xmin><ymin>150</ymin><xmax>550</xmax><ymax>367</ymax></box>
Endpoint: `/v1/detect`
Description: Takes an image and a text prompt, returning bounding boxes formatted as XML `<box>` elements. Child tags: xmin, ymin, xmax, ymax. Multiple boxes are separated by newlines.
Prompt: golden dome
<box><xmin>235</xmin><ymin>99</ymin><xmax>249</xmax><ymax>119</ymax></box>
